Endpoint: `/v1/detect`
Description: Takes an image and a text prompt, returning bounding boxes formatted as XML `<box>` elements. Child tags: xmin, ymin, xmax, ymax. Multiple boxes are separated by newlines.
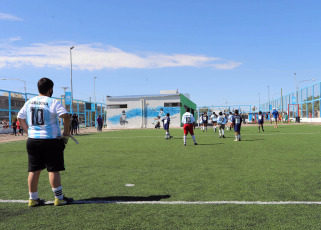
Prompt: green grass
<box><xmin>1</xmin><ymin>124</ymin><xmax>321</xmax><ymax>229</ymax></box>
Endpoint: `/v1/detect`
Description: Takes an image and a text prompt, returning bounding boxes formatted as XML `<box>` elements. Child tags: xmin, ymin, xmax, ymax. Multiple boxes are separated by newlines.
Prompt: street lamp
<box><xmin>70</xmin><ymin>46</ymin><xmax>74</xmax><ymax>114</ymax></box>
<box><xmin>94</xmin><ymin>77</ymin><xmax>97</xmax><ymax>128</ymax></box>
<box><xmin>258</xmin><ymin>92</ymin><xmax>260</xmax><ymax>111</ymax></box>
<box><xmin>1</xmin><ymin>78</ymin><xmax>27</xmax><ymax>101</ymax></box>
<box><xmin>267</xmin><ymin>86</ymin><xmax>270</xmax><ymax>112</ymax></box>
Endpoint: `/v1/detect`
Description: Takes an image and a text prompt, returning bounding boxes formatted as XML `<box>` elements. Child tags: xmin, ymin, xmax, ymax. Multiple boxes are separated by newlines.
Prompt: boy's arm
<box><xmin>60</xmin><ymin>113</ymin><xmax>70</xmax><ymax>136</ymax></box>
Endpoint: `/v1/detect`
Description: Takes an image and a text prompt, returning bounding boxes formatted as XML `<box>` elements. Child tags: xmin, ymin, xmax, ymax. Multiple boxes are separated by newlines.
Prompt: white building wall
<box><xmin>106</xmin><ymin>95</ymin><xmax>181</xmax><ymax>129</ymax></box>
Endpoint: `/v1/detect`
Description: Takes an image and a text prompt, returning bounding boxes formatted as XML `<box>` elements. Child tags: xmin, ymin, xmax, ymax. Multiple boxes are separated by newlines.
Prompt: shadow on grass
<box><xmin>72</xmin><ymin>195</ymin><xmax>171</xmax><ymax>204</ymax></box>
<box><xmin>240</xmin><ymin>139</ymin><xmax>264</xmax><ymax>141</ymax></box>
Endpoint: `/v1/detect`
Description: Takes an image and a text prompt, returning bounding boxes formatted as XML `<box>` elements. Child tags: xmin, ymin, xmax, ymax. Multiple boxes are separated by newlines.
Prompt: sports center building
<box><xmin>106</xmin><ymin>91</ymin><xmax>196</xmax><ymax>129</ymax></box>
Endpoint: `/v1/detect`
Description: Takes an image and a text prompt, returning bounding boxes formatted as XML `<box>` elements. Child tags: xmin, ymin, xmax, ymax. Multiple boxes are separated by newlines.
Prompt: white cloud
<box><xmin>0</xmin><ymin>41</ymin><xmax>242</xmax><ymax>70</ymax></box>
<box><xmin>0</xmin><ymin>13</ymin><xmax>23</xmax><ymax>21</ymax></box>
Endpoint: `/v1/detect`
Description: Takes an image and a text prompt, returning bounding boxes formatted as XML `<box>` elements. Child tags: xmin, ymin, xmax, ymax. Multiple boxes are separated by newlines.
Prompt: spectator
<box><xmin>97</xmin><ymin>115</ymin><xmax>103</xmax><ymax>132</ymax></box>
<box><xmin>12</xmin><ymin>118</ymin><xmax>17</xmax><ymax>136</ymax></box>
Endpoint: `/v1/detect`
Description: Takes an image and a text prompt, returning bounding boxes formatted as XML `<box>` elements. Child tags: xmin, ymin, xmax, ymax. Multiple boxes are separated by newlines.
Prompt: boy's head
<box><xmin>229</xmin><ymin>112</ymin><xmax>232</xmax><ymax>114</ymax></box>
<box><xmin>235</xmin><ymin>110</ymin><xmax>239</xmax><ymax>115</ymax></box>
<box><xmin>219</xmin><ymin>112</ymin><xmax>223</xmax><ymax>115</ymax></box>
<box><xmin>166</xmin><ymin>113</ymin><xmax>170</xmax><ymax>117</ymax></box>
<box><xmin>259</xmin><ymin>111</ymin><xmax>262</xmax><ymax>114</ymax></box>
<box><xmin>38</xmin><ymin>78</ymin><xmax>54</xmax><ymax>96</ymax></box>
<box><xmin>185</xmin><ymin>107</ymin><xmax>190</xmax><ymax>112</ymax></box>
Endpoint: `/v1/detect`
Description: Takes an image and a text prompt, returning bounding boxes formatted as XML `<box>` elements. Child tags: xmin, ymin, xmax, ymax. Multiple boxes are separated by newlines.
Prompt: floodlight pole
<box><xmin>267</xmin><ymin>85</ymin><xmax>270</xmax><ymax>112</ymax></box>
<box><xmin>94</xmin><ymin>76</ymin><xmax>97</xmax><ymax>128</ymax></box>
<box><xmin>70</xmin><ymin>46</ymin><xmax>74</xmax><ymax>114</ymax></box>
<box><xmin>258</xmin><ymin>92</ymin><xmax>260</xmax><ymax>111</ymax></box>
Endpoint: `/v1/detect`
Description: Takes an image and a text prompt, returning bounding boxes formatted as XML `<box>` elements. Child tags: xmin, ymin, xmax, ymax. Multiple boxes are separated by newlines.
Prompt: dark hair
<box><xmin>185</xmin><ymin>107</ymin><xmax>190</xmax><ymax>112</ymax></box>
<box><xmin>167</xmin><ymin>113</ymin><xmax>170</xmax><ymax>117</ymax></box>
<box><xmin>235</xmin><ymin>110</ymin><xmax>239</xmax><ymax>115</ymax></box>
<box><xmin>38</xmin><ymin>78</ymin><xmax>54</xmax><ymax>95</ymax></box>
<box><xmin>219</xmin><ymin>112</ymin><xmax>222</xmax><ymax>115</ymax></box>
<box><xmin>259</xmin><ymin>111</ymin><xmax>262</xmax><ymax>114</ymax></box>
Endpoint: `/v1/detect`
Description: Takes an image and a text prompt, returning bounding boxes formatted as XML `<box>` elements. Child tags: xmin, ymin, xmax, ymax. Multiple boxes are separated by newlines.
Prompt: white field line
<box><xmin>85</xmin><ymin>132</ymin><xmax>321</xmax><ymax>139</ymax></box>
<box><xmin>2</xmin><ymin>199</ymin><xmax>321</xmax><ymax>205</ymax></box>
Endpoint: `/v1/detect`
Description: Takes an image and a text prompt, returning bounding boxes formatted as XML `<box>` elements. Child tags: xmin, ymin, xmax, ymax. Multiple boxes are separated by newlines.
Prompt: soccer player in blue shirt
<box><xmin>257</xmin><ymin>111</ymin><xmax>264</xmax><ymax>132</ymax></box>
<box><xmin>232</xmin><ymin>110</ymin><xmax>243</xmax><ymax>141</ymax></box>
<box><xmin>272</xmin><ymin>108</ymin><xmax>279</xmax><ymax>128</ymax></box>
<box><xmin>18</xmin><ymin>78</ymin><xmax>73</xmax><ymax>207</ymax></box>
<box><xmin>162</xmin><ymin>113</ymin><xmax>173</xmax><ymax>139</ymax></box>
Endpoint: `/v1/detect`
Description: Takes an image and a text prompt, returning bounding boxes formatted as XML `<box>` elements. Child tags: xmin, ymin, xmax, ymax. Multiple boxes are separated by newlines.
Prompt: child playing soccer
<box><xmin>182</xmin><ymin>108</ymin><xmax>197</xmax><ymax>146</ymax></box>
<box><xmin>257</xmin><ymin>111</ymin><xmax>264</xmax><ymax>132</ymax></box>
<box><xmin>210</xmin><ymin>112</ymin><xmax>218</xmax><ymax>132</ymax></box>
<box><xmin>162</xmin><ymin>113</ymin><xmax>173</xmax><ymax>139</ymax></box>
<box><xmin>232</xmin><ymin>110</ymin><xmax>243</xmax><ymax>141</ymax></box>
<box><xmin>217</xmin><ymin>112</ymin><xmax>227</xmax><ymax>138</ymax></box>
<box><xmin>201</xmin><ymin>112</ymin><xmax>208</xmax><ymax>132</ymax></box>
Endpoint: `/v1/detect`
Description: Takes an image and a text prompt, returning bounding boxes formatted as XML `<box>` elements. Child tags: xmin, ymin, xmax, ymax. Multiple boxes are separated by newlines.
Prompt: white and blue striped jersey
<box><xmin>182</xmin><ymin>112</ymin><xmax>195</xmax><ymax>124</ymax></box>
<box><xmin>228</xmin><ymin>114</ymin><xmax>233</xmax><ymax>122</ymax></box>
<box><xmin>210</xmin><ymin>114</ymin><xmax>218</xmax><ymax>122</ymax></box>
<box><xmin>17</xmin><ymin>96</ymin><xmax>68</xmax><ymax>139</ymax></box>
<box><xmin>217</xmin><ymin>115</ymin><xmax>227</xmax><ymax>125</ymax></box>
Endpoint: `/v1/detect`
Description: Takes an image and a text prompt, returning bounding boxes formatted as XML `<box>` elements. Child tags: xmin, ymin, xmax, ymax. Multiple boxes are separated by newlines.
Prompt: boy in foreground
<box><xmin>18</xmin><ymin>78</ymin><xmax>73</xmax><ymax>207</ymax></box>
<box><xmin>182</xmin><ymin>108</ymin><xmax>197</xmax><ymax>146</ymax></box>
<box><xmin>232</xmin><ymin>110</ymin><xmax>243</xmax><ymax>141</ymax></box>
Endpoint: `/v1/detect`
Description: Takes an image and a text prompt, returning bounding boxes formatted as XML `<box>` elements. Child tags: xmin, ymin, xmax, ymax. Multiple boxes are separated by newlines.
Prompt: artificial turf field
<box><xmin>1</xmin><ymin>124</ymin><xmax>321</xmax><ymax>229</ymax></box>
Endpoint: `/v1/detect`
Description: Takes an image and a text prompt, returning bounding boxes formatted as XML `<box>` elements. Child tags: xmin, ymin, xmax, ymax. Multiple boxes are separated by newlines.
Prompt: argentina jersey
<box><xmin>217</xmin><ymin>115</ymin><xmax>226</xmax><ymax>124</ymax></box>
<box><xmin>182</xmin><ymin>112</ymin><xmax>195</xmax><ymax>124</ymax></box>
<box><xmin>18</xmin><ymin>96</ymin><xmax>68</xmax><ymax>139</ymax></box>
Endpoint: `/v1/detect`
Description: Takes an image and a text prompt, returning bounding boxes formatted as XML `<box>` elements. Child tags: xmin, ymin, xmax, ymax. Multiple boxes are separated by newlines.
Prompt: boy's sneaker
<box><xmin>54</xmin><ymin>196</ymin><xmax>74</xmax><ymax>206</ymax></box>
<box><xmin>222</xmin><ymin>135</ymin><xmax>225</xmax><ymax>138</ymax></box>
<box><xmin>170</xmin><ymin>136</ymin><xmax>173</xmax><ymax>139</ymax></box>
<box><xmin>219</xmin><ymin>135</ymin><xmax>221</xmax><ymax>138</ymax></box>
<box><xmin>234</xmin><ymin>139</ymin><xmax>238</xmax><ymax>142</ymax></box>
<box><xmin>184</xmin><ymin>143</ymin><xmax>186</xmax><ymax>146</ymax></box>
<box><xmin>194</xmin><ymin>142</ymin><xmax>198</xmax><ymax>145</ymax></box>
<box><xmin>28</xmin><ymin>198</ymin><xmax>45</xmax><ymax>207</ymax></box>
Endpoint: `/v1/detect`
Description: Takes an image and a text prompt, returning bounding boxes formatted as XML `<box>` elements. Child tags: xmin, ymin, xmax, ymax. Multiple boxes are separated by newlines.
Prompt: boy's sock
<box><xmin>183</xmin><ymin>135</ymin><xmax>187</xmax><ymax>145</ymax></box>
<box><xmin>52</xmin><ymin>185</ymin><xmax>63</xmax><ymax>200</ymax></box>
<box><xmin>29</xmin><ymin>191</ymin><xmax>39</xmax><ymax>200</ymax></box>
<box><xmin>192</xmin><ymin>135</ymin><xmax>196</xmax><ymax>143</ymax></box>
<box><xmin>219</xmin><ymin>129</ymin><xmax>221</xmax><ymax>136</ymax></box>
<box><xmin>222</xmin><ymin>130</ymin><xmax>225</xmax><ymax>136</ymax></box>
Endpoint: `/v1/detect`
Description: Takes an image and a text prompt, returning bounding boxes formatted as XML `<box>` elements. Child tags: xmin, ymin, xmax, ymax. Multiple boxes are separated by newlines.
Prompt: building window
<box><xmin>164</xmin><ymin>102</ymin><xmax>181</xmax><ymax>107</ymax></box>
<box><xmin>107</xmin><ymin>104</ymin><xmax>128</xmax><ymax>109</ymax></box>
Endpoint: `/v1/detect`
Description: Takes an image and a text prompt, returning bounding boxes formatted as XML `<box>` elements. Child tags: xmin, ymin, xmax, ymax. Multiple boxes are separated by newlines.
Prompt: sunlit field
<box><xmin>1</xmin><ymin>124</ymin><xmax>321</xmax><ymax>229</ymax></box>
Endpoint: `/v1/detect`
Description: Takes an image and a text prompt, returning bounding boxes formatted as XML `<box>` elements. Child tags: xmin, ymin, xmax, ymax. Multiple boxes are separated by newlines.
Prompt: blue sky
<box><xmin>0</xmin><ymin>0</ymin><xmax>320</xmax><ymax>107</ymax></box>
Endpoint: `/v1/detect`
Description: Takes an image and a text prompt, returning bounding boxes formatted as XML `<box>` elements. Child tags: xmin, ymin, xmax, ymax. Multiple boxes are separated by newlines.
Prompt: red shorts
<box><xmin>183</xmin><ymin>124</ymin><xmax>194</xmax><ymax>135</ymax></box>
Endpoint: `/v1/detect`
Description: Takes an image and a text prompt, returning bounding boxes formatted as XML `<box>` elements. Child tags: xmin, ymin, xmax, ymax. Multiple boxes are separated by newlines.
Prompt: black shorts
<box><xmin>27</xmin><ymin>138</ymin><xmax>65</xmax><ymax>172</ymax></box>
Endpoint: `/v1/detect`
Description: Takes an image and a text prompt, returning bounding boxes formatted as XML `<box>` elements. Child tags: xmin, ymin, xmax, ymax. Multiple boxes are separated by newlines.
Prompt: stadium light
<box><xmin>70</xmin><ymin>46</ymin><xmax>74</xmax><ymax>114</ymax></box>
<box><xmin>1</xmin><ymin>78</ymin><xmax>27</xmax><ymax>101</ymax></box>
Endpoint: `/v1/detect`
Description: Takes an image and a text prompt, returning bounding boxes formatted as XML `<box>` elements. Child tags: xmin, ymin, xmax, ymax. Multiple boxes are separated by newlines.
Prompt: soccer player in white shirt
<box><xmin>217</xmin><ymin>112</ymin><xmax>227</xmax><ymax>138</ymax></box>
<box><xmin>210</xmin><ymin>112</ymin><xmax>218</xmax><ymax>132</ymax></box>
<box><xmin>228</xmin><ymin>112</ymin><xmax>234</xmax><ymax>131</ymax></box>
<box><xmin>182</xmin><ymin>108</ymin><xmax>197</xmax><ymax>146</ymax></box>
<box><xmin>18</xmin><ymin>78</ymin><xmax>73</xmax><ymax>207</ymax></box>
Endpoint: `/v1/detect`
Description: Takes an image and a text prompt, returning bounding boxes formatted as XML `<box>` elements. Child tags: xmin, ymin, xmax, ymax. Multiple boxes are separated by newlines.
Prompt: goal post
<box><xmin>287</xmin><ymin>104</ymin><xmax>299</xmax><ymax>123</ymax></box>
